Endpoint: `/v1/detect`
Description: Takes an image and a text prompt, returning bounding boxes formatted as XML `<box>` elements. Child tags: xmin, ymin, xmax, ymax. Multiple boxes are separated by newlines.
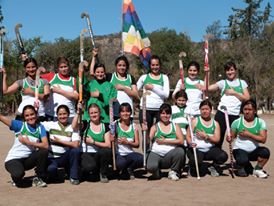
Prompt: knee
<box><xmin>216</xmin><ymin>151</ymin><xmax>228</xmax><ymax>164</ymax></box>
<box><xmin>70</xmin><ymin>148</ymin><xmax>81</xmax><ymax>156</ymax></box>
<box><xmin>37</xmin><ymin>148</ymin><xmax>49</xmax><ymax>157</ymax></box>
<box><xmin>47</xmin><ymin>163</ymin><xmax>58</xmax><ymax>174</ymax></box>
<box><xmin>259</xmin><ymin>147</ymin><xmax>270</xmax><ymax>159</ymax></box>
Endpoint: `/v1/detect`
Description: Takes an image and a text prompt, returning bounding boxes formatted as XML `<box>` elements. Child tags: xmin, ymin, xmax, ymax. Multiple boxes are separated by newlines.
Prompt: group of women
<box><xmin>0</xmin><ymin>49</ymin><xmax>270</xmax><ymax>188</ymax></box>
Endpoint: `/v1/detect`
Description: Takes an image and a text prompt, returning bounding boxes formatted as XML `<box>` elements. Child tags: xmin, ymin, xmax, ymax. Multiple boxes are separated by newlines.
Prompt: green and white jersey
<box><xmin>171</xmin><ymin>105</ymin><xmax>188</xmax><ymax>146</ymax></box>
<box><xmin>110</xmin><ymin>73</ymin><xmax>134</xmax><ymax>110</ymax></box>
<box><xmin>232</xmin><ymin>116</ymin><xmax>266</xmax><ymax>152</ymax></box>
<box><xmin>5</xmin><ymin>122</ymin><xmax>42</xmax><ymax>162</ymax></box>
<box><xmin>17</xmin><ymin>77</ymin><xmax>46</xmax><ymax>116</ymax></box>
<box><xmin>48</xmin><ymin>74</ymin><xmax>76</xmax><ymax>117</ymax></box>
<box><xmin>217</xmin><ymin>79</ymin><xmax>248</xmax><ymax>115</ymax></box>
<box><xmin>151</xmin><ymin>122</ymin><xmax>177</xmax><ymax>156</ymax></box>
<box><xmin>174</xmin><ymin>77</ymin><xmax>204</xmax><ymax>116</ymax></box>
<box><xmin>117</xmin><ymin>121</ymin><xmax>136</xmax><ymax>156</ymax></box>
<box><xmin>193</xmin><ymin>116</ymin><xmax>216</xmax><ymax>152</ymax></box>
<box><xmin>82</xmin><ymin>123</ymin><xmax>106</xmax><ymax>153</ymax></box>
<box><xmin>42</xmin><ymin>121</ymin><xmax>80</xmax><ymax>158</ymax></box>
<box><xmin>137</xmin><ymin>73</ymin><xmax>170</xmax><ymax>110</ymax></box>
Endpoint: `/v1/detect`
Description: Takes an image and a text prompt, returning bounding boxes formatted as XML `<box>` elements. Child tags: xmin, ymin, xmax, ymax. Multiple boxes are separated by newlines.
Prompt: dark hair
<box><xmin>187</xmin><ymin>61</ymin><xmax>200</xmax><ymax>72</ymax></box>
<box><xmin>57</xmin><ymin>56</ymin><xmax>69</xmax><ymax>68</ymax></box>
<box><xmin>224</xmin><ymin>61</ymin><xmax>237</xmax><ymax>71</ymax></box>
<box><xmin>23</xmin><ymin>58</ymin><xmax>38</xmax><ymax>68</ymax></box>
<box><xmin>199</xmin><ymin>99</ymin><xmax>213</xmax><ymax>109</ymax></box>
<box><xmin>159</xmin><ymin>103</ymin><xmax>172</xmax><ymax>115</ymax></box>
<box><xmin>22</xmin><ymin>105</ymin><xmax>37</xmax><ymax>120</ymax></box>
<box><xmin>119</xmin><ymin>102</ymin><xmax>132</xmax><ymax>114</ymax></box>
<box><xmin>94</xmin><ymin>63</ymin><xmax>106</xmax><ymax>73</ymax></box>
<box><xmin>174</xmin><ymin>90</ymin><xmax>188</xmax><ymax>101</ymax></box>
<box><xmin>240</xmin><ymin>99</ymin><xmax>258</xmax><ymax>117</ymax></box>
<box><xmin>57</xmin><ymin>105</ymin><xmax>70</xmax><ymax>115</ymax></box>
<box><xmin>115</xmin><ymin>55</ymin><xmax>129</xmax><ymax>72</ymax></box>
<box><xmin>149</xmin><ymin>55</ymin><xmax>161</xmax><ymax>68</ymax></box>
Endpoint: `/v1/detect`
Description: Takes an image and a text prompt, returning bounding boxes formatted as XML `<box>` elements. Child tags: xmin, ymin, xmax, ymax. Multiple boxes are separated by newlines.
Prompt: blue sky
<box><xmin>1</xmin><ymin>0</ymin><xmax>273</xmax><ymax>42</ymax></box>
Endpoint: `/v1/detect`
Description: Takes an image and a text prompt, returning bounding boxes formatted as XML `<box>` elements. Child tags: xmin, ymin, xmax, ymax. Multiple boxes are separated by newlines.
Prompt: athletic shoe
<box><xmin>148</xmin><ymin>170</ymin><xmax>161</xmax><ymax>180</ymax></box>
<box><xmin>127</xmin><ymin>168</ymin><xmax>135</xmax><ymax>180</ymax></box>
<box><xmin>168</xmin><ymin>170</ymin><xmax>179</xmax><ymax>181</ymax></box>
<box><xmin>208</xmin><ymin>166</ymin><xmax>220</xmax><ymax>177</ymax></box>
<box><xmin>10</xmin><ymin>180</ymin><xmax>17</xmax><ymax>187</ymax></box>
<box><xmin>70</xmin><ymin>178</ymin><xmax>80</xmax><ymax>185</ymax></box>
<box><xmin>253</xmin><ymin>169</ymin><xmax>268</xmax><ymax>178</ymax></box>
<box><xmin>236</xmin><ymin>167</ymin><xmax>248</xmax><ymax>177</ymax></box>
<box><xmin>32</xmin><ymin>177</ymin><xmax>47</xmax><ymax>187</ymax></box>
<box><xmin>100</xmin><ymin>173</ymin><xmax>109</xmax><ymax>183</ymax></box>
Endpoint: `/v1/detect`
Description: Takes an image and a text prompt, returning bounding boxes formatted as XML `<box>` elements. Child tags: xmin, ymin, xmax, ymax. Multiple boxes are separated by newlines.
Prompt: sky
<box><xmin>1</xmin><ymin>0</ymin><xmax>274</xmax><ymax>43</ymax></box>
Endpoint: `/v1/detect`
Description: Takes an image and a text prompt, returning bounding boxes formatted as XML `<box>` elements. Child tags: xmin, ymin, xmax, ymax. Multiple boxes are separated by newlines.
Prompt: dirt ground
<box><xmin>0</xmin><ymin>114</ymin><xmax>273</xmax><ymax>206</ymax></box>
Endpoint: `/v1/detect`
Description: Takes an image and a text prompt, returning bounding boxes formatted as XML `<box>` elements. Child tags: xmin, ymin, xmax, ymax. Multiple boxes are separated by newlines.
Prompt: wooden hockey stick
<box><xmin>81</xmin><ymin>12</ymin><xmax>96</xmax><ymax>48</ymax></box>
<box><xmin>142</xmin><ymin>89</ymin><xmax>150</xmax><ymax>167</ymax></box>
<box><xmin>0</xmin><ymin>28</ymin><xmax>6</xmax><ymax>101</ymax></box>
<box><xmin>109</xmin><ymin>98</ymin><xmax>117</xmax><ymax>170</ymax></box>
<box><xmin>220</xmin><ymin>105</ymin><xmax>235</xmax><ymax>178</ymax></box>
<box><xmin>178</xmin><ymin>51</ymin><xmax>186</xmax><ymax>90</ymax></box>
<box><xmin>34</xmin><ymin>67</ymin><xmax>46</xmax><ymax>111</ymax></box>
<box><xmin>187</xmin><ymin>115</ymin><xmax>200</xmax><ymax>180</ymax></box>
<box><xmin>203</xmin><ymin>34</ymin><xmax>213</xmax><ymax>99</ymax></box>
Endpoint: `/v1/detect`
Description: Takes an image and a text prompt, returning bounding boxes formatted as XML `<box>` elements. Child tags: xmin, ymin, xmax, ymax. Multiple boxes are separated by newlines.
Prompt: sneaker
<box><xmin>208</xmin><ymin>166</ymin><xmax>220</xmax><ymax>177</ymax></box>
<box><xmin>127</xmin><ymin>168</ymin><xmax>135</xmax><ymax>180</ymax></box>
<box><xmin>148</xmin><ymin>170</ymin><xmax>161</xmax><ymax>180</ymax></box>
<box><xmin>168</xmin><ymin>170</ymin><xmax>179</xmax><ymax>181</ymax></box>
<box><xmin>100</xmin><ymin>173</ymin><xmax>109</xmax><ymax>183</ymax></box>
<box><xmin>253</xmin><ymin>169</ymin><xmax>268</xmax><ymax>178</ymax></box>
<box><xmin>32</xmin><ymin>177</ymin><xmax>47</xmax><ymax>187</ymax></box>
<box><xmin>10</xmin><ymin>180</ymin><xmax>17</xmax><ymax>187</ymax></box>
<box><xmin>236</xmin><ymin>167</ymin><xmax>248</xmax><ymax>177</ymax></box>
<box><xmin>70</xmin><ymin>178</ymin><xmax>80</xmax><ymax>185</ymax></box>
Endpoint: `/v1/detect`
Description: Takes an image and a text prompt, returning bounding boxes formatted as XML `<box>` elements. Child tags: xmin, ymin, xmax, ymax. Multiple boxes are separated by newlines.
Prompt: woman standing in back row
<box><xmin>208</xmin><ymin>61</ymin><xmax>250</xmax><ymax>148</ymax></box>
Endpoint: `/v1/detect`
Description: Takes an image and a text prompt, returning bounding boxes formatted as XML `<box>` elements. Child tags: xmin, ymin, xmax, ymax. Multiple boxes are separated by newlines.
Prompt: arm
<box><xmin>19</xmin><ymin>135</ymin><xmax>49</xmax><ymax>150</ymax></box>
<box><xmin>208</xmin><ymin>82</ymin><xmax>219</xmax><ymax>92</ymax></box>
<box><xmin>116</xmin><ymin>84</ymin><xmax>139</xmax><ymax>100</ymax></box>
<box><xmin>2</xmin><ymin>70</ymin><xmax>20</xmax><ymax>95</ymax></box>
<box><xmin>157</xmin><ymin>124</ymin><xmax>183</xmax><ymax>145</ymax></box>
<box><xmin>51</xmin><ymin>137</ymin><xmax>80</xmax><ymax>148</ymax></box>
<box><xmin>86</xmin><ymin>131</ymin><xmax>111</xmax><ymax>148</ymax></box>
<box><xmin>151</xmin><ymin>75</ymin><xmax>170</xmax><ymax>99</ymax></box>
<box><xmin>171</xmin><ymin>80</ymin><xmax>181</xmax><ymax>100</ymax></box>
<box><xmin>0</xmin><ymin>114</ymin><xmax>12</xmax><ymax>127</ymax></box>
<box><xmin>225</xmin><ymin>87</ymin><xmax>250</xmax><ymax>102</ymax></box>
<box><xmin>118</xmin><ymin>124</ymin><xmax>140</xmax><ymax>148</ymax></box>
<box><xmin>149</xmin><ymin>125</ymin><xmax>157</xmax><ymax>141</ymax></box>
<box><xmin>89</xmin><ymin>48</ymin><xmax>98</xmax><ymax>76</ymax></box>
<box><xmin>238</xmin><ymin>129</ymin><xmax>267</xmax><ymax>143</ymax></box>
<box><xmin>52</xmin><ymin>85</ymin><xmax>79</xmax><ymax>100</ymax></box>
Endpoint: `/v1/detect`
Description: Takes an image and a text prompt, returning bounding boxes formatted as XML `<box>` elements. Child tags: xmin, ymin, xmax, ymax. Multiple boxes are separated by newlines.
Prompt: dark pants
<box><xmin>233</xmin><ymin>147</ymin><xmax>270</xmax><ymax>167</ymax></box>
<box><xmin>80</xmin><ymin>148</ymin><xmax>112</xmax><ymax>176</ymax></box>
<box><xmin>214</xmin><ymin>110</ymin><xmax>239</xmax><ymax>148</ymax></box>
<box><xmin>139</xmin><ymin>109</ymin><xmax>160</xmax><ymax>132</ymax></box>
<box><xmin>5</xmin><ymin>149</ymin><xmax>48</xmax><ymax>184</ymax></box>
<box><xmin>47</xmin><ymin>148</ymin><xmax>80</xmax><ymax>180</ymax></box>
<box><xmin>187</xmin><ymin>146</ymin><xmax>228</xmax><ymax>176</ymax></box>
<box><xmin>116</xmin><ymin>152</ymin><xmax>143</xmax><ymax>171</ymax></box>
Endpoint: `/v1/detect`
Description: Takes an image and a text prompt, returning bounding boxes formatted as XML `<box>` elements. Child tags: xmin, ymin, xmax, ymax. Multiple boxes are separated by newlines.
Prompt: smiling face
<box><xmin>25</xmin><ymin>62</ymin><xmax>37</xmax><ymax>78</ymax></box>
<box><xmin>119</xmin><ymin>106</ymin><xmax>131</xmax><ymax>121</ymax></box>
<box><xmin>188</xmin><ymin>65</ymin><xmax>199</xmax><ymax>80</ymax></box>
<box><xmin>23</xmin><ymin>108</ymin><xmax>37</xmax><ymax>126</ymax></box>
<box><xmin>150</xmin><ymin>58</ymin><xmax>160</xmax><ymax>74</ymax></box>
<box><xmin>94</xmin><ymin>67</ymin><xmax>105</xmax><ymax>80</ymax></box>
<box><xmin>58</xmin><ymin>63</ymin><xmax>70</xmax><ymax>76</ymax></box>
<box><xmin>57</xmin><ymin>107</ymin><xmax>69</xmax><ymax>125</ymax></box>
<box><xmin>89</xmin><ymin>106</ymin><xmax>101</xmax><ymax>123</ymax></box>
<box><xmin>176</xmin><ymin>96</ymin><xmax>187</xmax><ymax>108</ymax></box>
<box><xmin>116</xmin><ymin>60</ymin><xmax>127</xmax><ymax>75</ymax></box>
<box><xmin>225</xmin><ymin>66</ymin><xmax>237</xmax><ymax>80</ymax></box>
<box><xmin>160</xmin><ymin>110</ymin><xmax>171</xmax><ymax>124</ymax></box>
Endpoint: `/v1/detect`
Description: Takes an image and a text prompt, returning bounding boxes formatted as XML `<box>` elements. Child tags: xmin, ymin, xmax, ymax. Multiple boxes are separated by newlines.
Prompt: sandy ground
<box><xmin>0</xmin><ymin>114</ymin><xmax>274</xmax><ymax>206</ymax></box>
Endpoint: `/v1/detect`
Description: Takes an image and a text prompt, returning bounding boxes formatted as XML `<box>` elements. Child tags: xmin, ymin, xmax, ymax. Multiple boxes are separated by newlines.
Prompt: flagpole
<box><xmin>121</xmin><ymin>0</ymin><xmax>124</xmax><ymax>55</ymax></box>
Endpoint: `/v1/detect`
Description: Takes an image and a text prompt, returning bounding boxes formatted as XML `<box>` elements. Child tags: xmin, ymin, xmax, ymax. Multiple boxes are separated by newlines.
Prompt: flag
<box><xmin>122</xmin><ymin>0</ymin><xmax>151</xmax><ymax>69</ymax></box>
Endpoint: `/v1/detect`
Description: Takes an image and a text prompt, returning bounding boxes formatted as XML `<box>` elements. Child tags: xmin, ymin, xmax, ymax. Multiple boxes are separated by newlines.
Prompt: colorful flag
<box><xmin>122</xmin><ymin>0</ymin><xmax>151</xmax><ymax>69</ymax></box>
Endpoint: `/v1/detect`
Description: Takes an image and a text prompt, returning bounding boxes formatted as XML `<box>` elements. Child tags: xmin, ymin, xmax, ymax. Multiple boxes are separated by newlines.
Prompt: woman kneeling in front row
<box><xmin>146</xmin><ymin>103</ymin><xmax>185</xmax><ymax>181</ymax></box>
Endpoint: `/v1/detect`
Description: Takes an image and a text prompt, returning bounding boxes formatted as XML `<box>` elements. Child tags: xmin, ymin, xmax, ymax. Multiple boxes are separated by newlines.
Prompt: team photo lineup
<box><xmin>0</xmin><ymin>0</ymin><xmax>271</xmax><ymax>189</ymax></box>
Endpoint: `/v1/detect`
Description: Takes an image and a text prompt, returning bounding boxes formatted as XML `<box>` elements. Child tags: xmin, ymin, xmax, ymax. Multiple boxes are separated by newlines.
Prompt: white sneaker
<box><xmin>253</xmin><ymin>169</ymin><xmax>268</xmax><ymax>178</ymax></box>
<box><xmin>168</xmin><ymin>170</ymin><xmax>179</xmax><ymax>181</ymax></box>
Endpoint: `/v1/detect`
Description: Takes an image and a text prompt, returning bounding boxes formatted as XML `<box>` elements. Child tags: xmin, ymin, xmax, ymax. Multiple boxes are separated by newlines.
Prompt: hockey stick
<box><xmin>14</xmin><ymin>23</ymin><xmax>26</xmax><ymax>54</ymax></box>
<box><xmin>109</xmin><ymin>98</ymin><xmax>117</xmax><ymax>170</ymax></box>
<box><xmin>203</xmin><ymin>35</ymin><xmax>213</xmax><ymax>99</ymax></box>
<box><xmin>142</xmin><ymin>89</ymin><xmax>150</xmax><ymax>167</ymax></box>
<box><xmin>81</xmin><ymin>12</ymin><xmax>96</xmax><ymax>48</ymax></box>
<box><xmin>220</xmin><ymin>105</ymin><xmax>235</xmax><ymax>178</ymax></box>
<box><xmin>178</xmin><ymin>51</ymin><xmax>186</xmax><ymax>90</ymax></box>
<box><xmin>34</xmin><ymin>67</ymin><xmax>46</xmax><ymax>111</ymax></box>
<box><xmin>0</xmin><ymin>28</ymin><xmax>6</xmax><ymax>101</ymax></box>
<box><xmin>187</xmin><ymin>115</ymin><xmax>200</xmax><ymax>180</ymax></box>
<box><xmin>80</xmin><ymin>28</ymin><xmax>87</xmax><ymax>62</ymax></box>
